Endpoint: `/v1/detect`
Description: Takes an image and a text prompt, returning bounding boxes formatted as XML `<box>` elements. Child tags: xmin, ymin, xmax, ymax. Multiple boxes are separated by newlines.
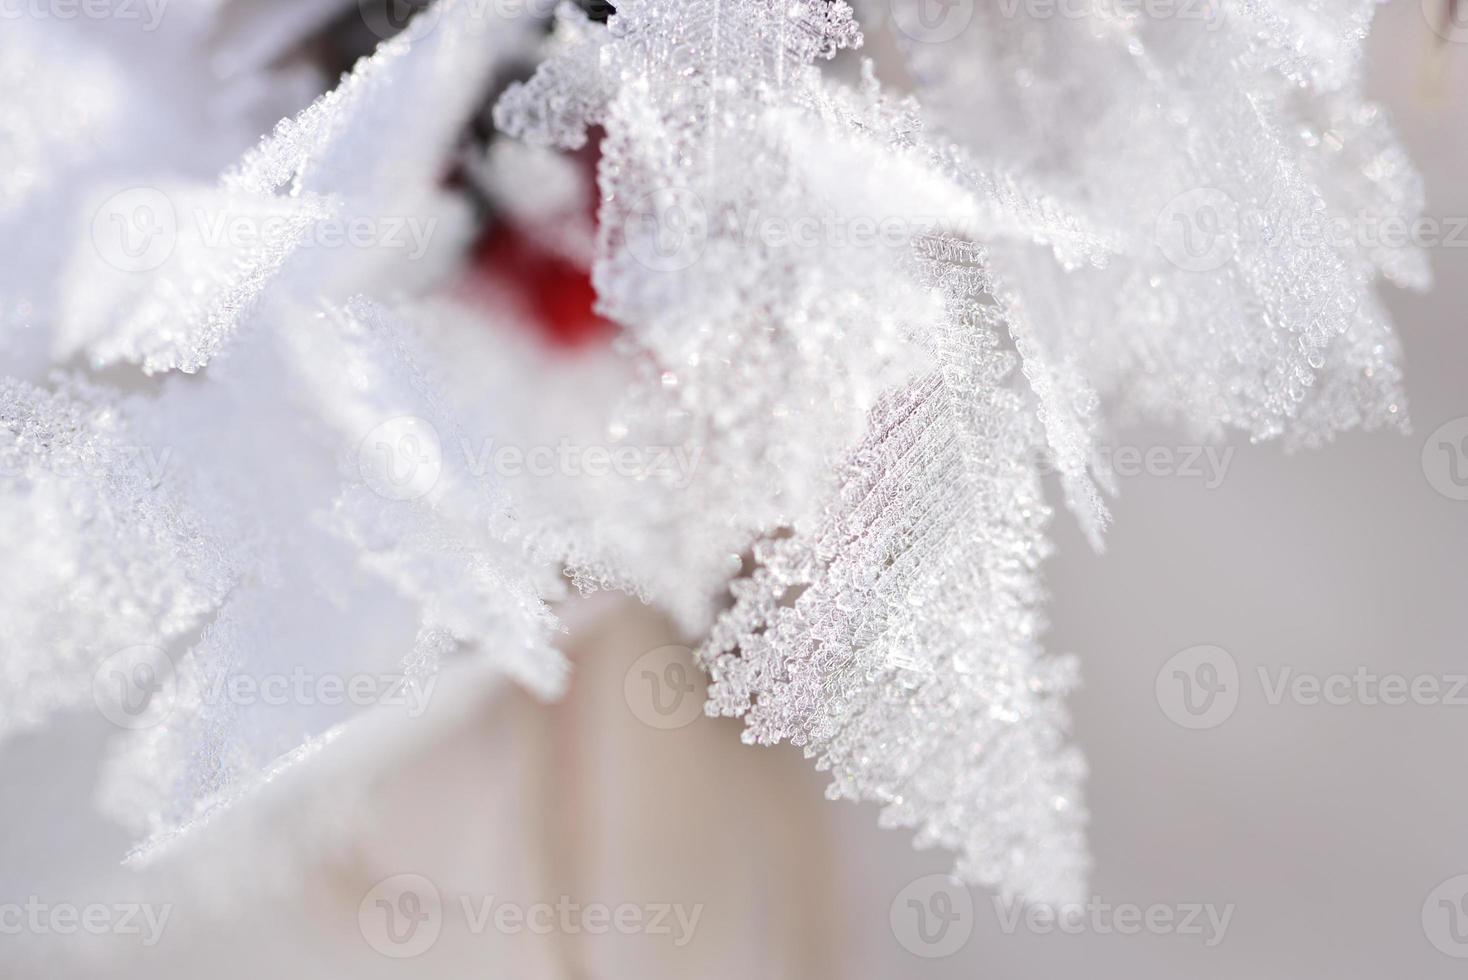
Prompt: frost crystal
<box><xmin>884</xmin><ymin>0</ymin><xmax>1420</xmax><ymax>441</ymax></box>
<box><xmin>493</xmin><ymin>0</ymin><xmax>1423</xmax><ymax>900</ymax></box>
<box><xmin>0</xmin><ymin>379</ymin><xmax>238</xmax><ymax>739</ymax></box>
<box><xmin>0</xmin><ymin>0</ymin><xmax>1426</xmax><ymax>909</ymax></box>
<box><xmin>703</xmin><ymin>240</ymin><xmax>1088</xmax><ymax>902</ymax></box>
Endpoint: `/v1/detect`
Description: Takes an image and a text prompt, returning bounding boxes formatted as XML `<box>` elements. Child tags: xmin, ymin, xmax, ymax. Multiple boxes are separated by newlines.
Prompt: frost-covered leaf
<box><xmin>702</xmin><ymin>239</ymin><xmax>1088</xmax><ymax>904</ymax></box>
<box><xmin>0</xmin><ymin>378</ymin><xmax>238</xmax><ymax>740</ymax></box>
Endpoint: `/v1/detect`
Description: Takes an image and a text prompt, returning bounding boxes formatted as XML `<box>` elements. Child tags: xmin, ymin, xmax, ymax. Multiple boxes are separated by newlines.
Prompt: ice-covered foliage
<box><xmin>0</xmin><ymin>0</ymin><xmax>1424</xmax><ymax>906</ymax></box>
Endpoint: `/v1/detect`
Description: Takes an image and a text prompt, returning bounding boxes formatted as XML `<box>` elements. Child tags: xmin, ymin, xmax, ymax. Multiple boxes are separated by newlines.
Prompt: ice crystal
<box><xmin>307</xmin><ymin>296</ymin><xmax>566</xmax><ymax>698</ymax></box>
<box><xmin>883</xmin><ymin>0</ymin><xmax>1422</xmax><ymax>441</ymax></box>
<box><xmin>0</xmin><ymin>0</ymin><xmax>1427</xmax><ymax>908</ymax></box>
<box><xmin>0</xmin><ymin>379</ymin><xmax>238</xmax><ymax>739</ymax></box>
<box><xmin>492</xmin><ymin>0</ymin><xmax>1423</xmax><ymax>900</ymax></box>
<box><xmin>77</xmin><ymin>290</ymin><xmax>567</xmax><ymax>854</ymax></box>
<box><xmin>703</xmin><ymin>239</ymin><xmax>1088</xmax><ymax>903</ymax></box>
<box><xmin>59</xmin><ymin>0</ymin><xmax>541</xmax><ymax>375</ymax></box>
